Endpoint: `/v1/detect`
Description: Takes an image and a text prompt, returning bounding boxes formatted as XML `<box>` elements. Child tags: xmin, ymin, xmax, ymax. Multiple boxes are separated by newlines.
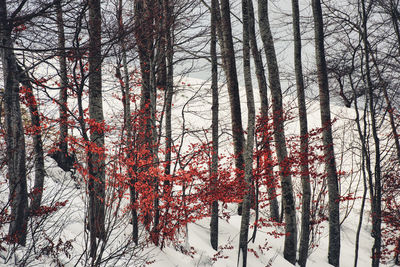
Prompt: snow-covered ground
<box><xmin>0</xmin><ymin>159</ymin><xmax>384</xmax><ymax>266</ymax></box>
<box><xmin>0</xmin><ymin>76</ymin><xmax>395</xmax><ymax>266</ymax></box>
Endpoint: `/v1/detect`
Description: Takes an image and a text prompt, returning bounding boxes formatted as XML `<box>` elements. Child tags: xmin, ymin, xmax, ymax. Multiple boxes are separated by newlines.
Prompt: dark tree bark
<box><xmin>134</xmin><ymin>0</ymin><xmax>157</xmax><ymax>229</ymax></box>
<box><xmin>311</xmin><ymin>0</ymin><xmax>341</xmax><ymax>265</ymax></box>
<box><xmin>0</xmin><ymin>0</ymin><xmax>28</xmax><ymax>246</ymax></box>
<box><xmin>163</xmin><ymin>0</ymin><xmax>174</xmax><ymax>182</ymax></box>
<box><xmin>360</xmin><ymin>1</ymin><xmax>381</xmax><ymax>266</ymax></box>
<box><xmin>88</xmin><ymin>0</ymin><xmax>106</xmax><ymax>257</ymax></box>
<box><xmin>210</xmin><ymin>0</ymin><xmax>219</xmax><ymax>251</ymax></box>
<box><xmin>291</xmin><ymin>0</ymin><xmax>311</xmax><ymax>265</ymax></box>
<box><xmin>116</xmin><ymin>0</ymin><xmax>138</xmax><ymax>245</ymax></box>
<box><xmin>218</xmin><ymin>0</ymin><xmax>245</xmax><ymax>183</ymax></box>
<box><xmin>238</xmin><ymin>0</ymin><xmax>256</xmax><ymax>265</ymax></box>
<box><xmin>257</xmin><ymin>0</ymin><xmax>297</xmax><ymax>263</ymax></box>
<box><xmin>247</xmin><ymin>0</ymin><xmax>279</xmax><ymax>222</ymax></box>
<box><xmin>16</xmin><ymin>65</ymin><xmax>45</xmax><ymax>215</ymax></box>
<box><xmin>351</xmin><ymin>70</ymin><xmax>369</xmax><ymax>267</ymax></box>
<box><xmin>152</xmin><ymin>0</ymin><xmax>166</xmax><ymax>234</ymax></box>
<box><xmin>56</xmin><ymin>1</ymin><xmax>69</xmax><ymax>169</ymax></box>
<box><xmin>158</xmin><ymin>0</ymin><xmax>174</xmax><ymax>248</ymax></box>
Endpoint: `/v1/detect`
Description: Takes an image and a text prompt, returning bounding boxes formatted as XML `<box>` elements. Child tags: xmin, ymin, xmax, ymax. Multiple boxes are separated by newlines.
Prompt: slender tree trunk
<box><xmin>164</xmin><ymin>0</ymin><xmax>173</xmax><ymax>182</ymax></box>
<box><xmin>210</xmin><ymin>0</ymin><xmax>219</xmax><ymax>251</ymax></box>
<box><xmin>88</xmin><ymin>0</ymin><xmax>106</xmax><ymax>257</ymax></box>
<box><xmin>247</xmin><ymin>0</ymin><xmax>279</xmax><ymax>221</ymax></box>
<box><xmin>149</xmin><ymin>35</ymin><xmax>159</xmax><ymax>240</ymax></box>
<box><xmin>354</xmin><ymin>143</ymin><xmax>368</xmax><ymax>267</ymax></box>
<box><xmin>56</xmin><ymin>1</ymin><xmax>69</xmax><ymax>168</ymax></box>
<box><xmin>152</xmin><ymin>1</ymin><xmax>167</xmax><ymax>235</ymax></box>
<box><xmin>218</xmin><ymin>0</ymin><xmax>245</xmax><ymax>185</ymax></box>
<box><xmin>0</xmin><ymin>0</ymin><xmax>28</xmax><ymax>246</ymax></box>
<box><xmin>123</xmin><ymin>47</ymin><xmax>139</xmax><ymax>244</ymax></box>
<box><xmin>360</xmin><ymin>1</ymin><xmax>381</xmax><ymax>266</ymax></box>
<box><xmin>159</xmin><ymin>0</ymin><xmax>174</xmax><ymax>248</ymax></box>
<box><xmin>291</xmin><ymin>0</ymin><xmax>311</xmax><ymax>265</ymax></box>
<box><xmin>16</xmin><ymin>65</ymin><xmax>45</xmax><ymax>215</ymax></box>
<box><xmin>134</xmin><ymin>0</ymin><xmax>156</xmax><ymax>229</ymax></box>
<box><xmin>257</xmin><ymin>0</ymin><xmax>297</xmax><ymax>263</ymax></box>
<box><xmin>116</xmin><ymin>0</ymin><xmax>138</xmax><ymax>245</ymax></box>
<box><xmin>351</xmin><ymin>72</ymin><xmax>368</xmax><ymax>267</ymax></box>
<box><xmin>311</xmin><ymin>0</ymin><xmax>341</xmax><ymax>265</ymax></box>
<box><xmin>238</xmin><ymin>0</ymin><xmax>256</xmax><ymax>265</ymax></box>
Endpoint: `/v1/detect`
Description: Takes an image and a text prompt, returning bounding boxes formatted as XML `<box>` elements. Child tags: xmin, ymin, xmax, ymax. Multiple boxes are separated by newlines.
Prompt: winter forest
<box><xmin>1</xmin><ymin>0</ymin><xmax>400</xmax><ymax>266</ymax></box>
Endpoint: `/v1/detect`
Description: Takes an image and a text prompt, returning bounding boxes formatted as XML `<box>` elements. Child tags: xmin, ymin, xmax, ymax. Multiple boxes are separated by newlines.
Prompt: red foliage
<box><xmin>31</xmin><ymin>200</ymin><xmax>69</xmax><ymax>217</ymax></box>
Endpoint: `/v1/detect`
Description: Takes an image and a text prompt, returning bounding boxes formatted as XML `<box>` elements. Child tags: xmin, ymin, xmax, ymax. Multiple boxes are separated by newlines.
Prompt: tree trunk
<box><xmin>238</xmin><ymin>0</ymin><xmax>256</xmax><ymax>265</ymax></box>
<box><xmin>247</xmin><ymin>0</ymin><xmax>279</xmax><ymax>221</ymax></box>
<box><xmin>257</xmin><ymin>0</ymin><xmax>297</xmax><ymax>263</ymax></box>
<box><xmin>210</xmin><ymin>0</ymin><xmax>219</xmax><ymax>251</ymax></box>
<box><xmin>311</xmin><ymin>0</ymin><xmax>341</xmax><ymax>265</ymax></box>
<box><xmin>16</xmin><ymin>65</ymin><xmax>45</xmax><ymax>215</ymax></box>
<box><xmin>134</xmin><ymin>0</ymin><xmax>156</xmax><ymax>229</ymax></box>
<box><xmin>123</xmin><ymin>46</ymin><xmax>139</xmax><ymax>245</ymax></box>
<box><xmin>159</xmin><ymin>0</ymin><xmax>174</xmax><ymax>248</ymax></box>
<box><xmin>351</xmin><ymin>71</ymin><xmax>368</xmax><ymax>267</ymax></box>
<box><xmin>88</xmin><ymin>0</ymin><xmax>106</xmax><ymax>257</ymax></box>
<box><xmin>116</xmin><ymin>0</ymin><xmax>138</xmax><ymax>245</ymax></box>
<box><xmin>360</xmin><ymin>1</ymin><xmax>381</xmax><ymax>266</ymax></box>
<box><xmin>291</xmin><ymin>0</ymin><xmax>311</xmax><ymax>265</ymax></box>
<box><xmin>56</xmin><ymin>1</ymin><xmax>69</xmax><ymax>169</ymax></box>
<box><xmin>164</xmin><ymin>0</ymin><xmax>174</xmax><ymax>182</ymax></box>
<box><xmin>0</xmin><ymin>0</ymin><xmax>28</xmax><ymax>246</ymax></box>
<box><xmin>152</xmin><ymin>1</ymin><xmax>166</xmax><ymax>235</ymax></box>
<box><xmin>218</xmin><ymin>0</ymin><xmax>245</xmax><ymax>184</ymax></box>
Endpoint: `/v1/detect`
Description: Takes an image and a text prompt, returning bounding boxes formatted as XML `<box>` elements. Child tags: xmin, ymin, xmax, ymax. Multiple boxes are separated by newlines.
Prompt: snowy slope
<box><xmin>0</xmin><ymin>76</ymin><xmax>394</xmax><ymax>267</ymax></box>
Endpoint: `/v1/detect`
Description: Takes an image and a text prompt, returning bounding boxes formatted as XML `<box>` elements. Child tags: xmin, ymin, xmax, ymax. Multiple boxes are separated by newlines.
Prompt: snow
<box><xmin>0</xmin><ymin>76</ymin><xmax>394</xmax><ymax>267</ymax></box>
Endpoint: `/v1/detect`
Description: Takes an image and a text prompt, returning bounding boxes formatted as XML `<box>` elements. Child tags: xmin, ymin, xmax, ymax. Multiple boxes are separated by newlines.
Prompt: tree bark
<box><xmin>351</xmin><ymin>71</ymin><xmax>368</xmax><ymax>267</ymax></box>
<box><xmin>0</xmin><ymin>0</ymin><xmax>28</xmax><ymax>246</ymax></box>
<box><xmin>218</xmin><ymin>0</ymin><xmax>245</xmax><ymax>184</ymax></box>
<box><xmin>247</xmin><ymin>0</ymin><xmax>279</xmax><ymax>221</ymax></box>
<box><xmin>88</xmin><ymin>0</ymin><xmax>106</xmax><ymax>257</ymax></box>
<box><xmin>16</xmin><ymin>65</ymin><xmax>45</xmax><ymax>215</ymax></box>
<box><xmin>163</xmin><ymin>0</ymin><xmax>174</xmax><ymax>182</ymax></box>
<box><xmin>210</xmin><ymin>0</ymin><xmax>219</xmax><ymax>251</ymax></box>
<box><xmin>238</xmin><ymin>0</ymin><xmax>256</xmax><ymax>265</ymax></box>
<box><xmin>257</xmin><ymin>0</ymin><xmax>297</xmax><ymax>263</ymax></box>
<box><xmin>360</xmin><ymin>1</ymin><xmax>381</xmax><ymax>266</ymax></box>
<box><xmin>291</xmin><ymin>0</ymin><xmax>311</xmax><ymax>265</ymax></box>
<box><xmin>311</xmin><ymin>0</ymin><xmax>341</xmax><ymax>265</ymax></box>
<box><xmin>116</xmin><ymin>0</ymin><xmax>138</xmax><ymax>245</ymax></box>
<box><xmin>159</xmin><ymin>0</ymin><xmax>174</xmax><ymax>248</ymax></box>
<box><xmin>56</xmin><ymin>1</ymin><xmax>69</xmax><ymax>168</ymax></box>
<box><xmin>134</xmin><ymin>0</ymin><xmax>157</xmax><ymax>229</ymax></box>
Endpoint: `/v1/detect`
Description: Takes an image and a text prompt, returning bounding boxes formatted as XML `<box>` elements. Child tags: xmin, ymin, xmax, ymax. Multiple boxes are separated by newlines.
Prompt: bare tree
<box><xmin>218</xmin><ymin>0</ymin><xmax>245</xmax><ymax>186</ymax></box>
<box><xmin>88</xmin><ymin>0</ymin><xmax>106</xmax><ymax>258</ymax></box>
<box><xmin>0</xmin><ymin>0</ymin><xmax>28</xmax><ymax>246</ymax></box>
<box><xmin>247</xmin><ymin>0</ymin><xmax>279</xmax><ymax>222</ymax></box>
<box><xmin>359</xmin><ymin>1</ymin><xmax>382</xmax><ymax>266</ymax></box>
<box><xmin>312</xmin><ymin>0</ymin><xmax>341</xmax><ymax>265</ymax></box>
<box><xmin>56</xmin><ymin>0</ymin><xmax>70</xmax><ymax>170</ymax></box>
<box><xmin>291</xmin><ymin>0</ymin><xmax>311</xmax><ymax>265</ymax></box>
<box><xmin>210</xmin><ymin>0</ymin><xmax>219</xmax><ymax>251</ymax></box>
<box><xmin>238</xmin><ymin>0</ymin><xmax>256</xmax><ymax>265</ymax></box>
<box><xmin>15</xmin><ymin>64</ymin><xmax>45</xmax><ymax>214</ymax></box>
<box><xmin>257</xmin><ymin>0</ymin><xmax>297</xmax><ymax>263</ymax></box>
